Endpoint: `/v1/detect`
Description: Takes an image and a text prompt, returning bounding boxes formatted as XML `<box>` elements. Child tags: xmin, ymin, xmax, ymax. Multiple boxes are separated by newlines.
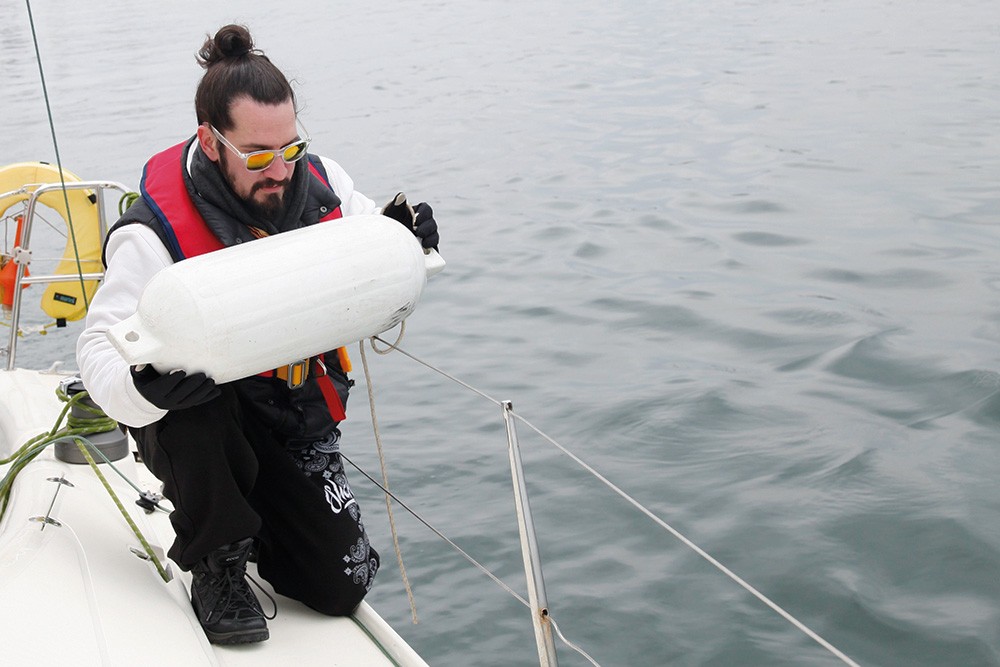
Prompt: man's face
<box><xmin>198</xmin><ymin>97</ymin><xmax>299</xmax><ymax>219</ymax></box>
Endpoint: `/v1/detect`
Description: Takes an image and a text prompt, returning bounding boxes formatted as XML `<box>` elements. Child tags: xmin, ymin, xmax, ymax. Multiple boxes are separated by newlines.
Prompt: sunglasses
<box><xmin>210</xmin><ymin>121</ymin><xmax>311</xmax><ymax>172</ymax></box>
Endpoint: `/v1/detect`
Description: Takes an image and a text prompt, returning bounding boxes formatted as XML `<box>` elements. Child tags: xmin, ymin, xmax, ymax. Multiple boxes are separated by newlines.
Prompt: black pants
<box><xmin>129</xmin><ymin>385</ymin><xmax>379</xmax><ymax>616</ymax></box>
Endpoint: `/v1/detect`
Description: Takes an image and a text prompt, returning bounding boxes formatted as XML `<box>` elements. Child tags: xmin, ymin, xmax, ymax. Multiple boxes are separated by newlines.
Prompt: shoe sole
<box><xmin>205</xmin><ymin>628</ymin><xmax>270</xmax><ymax>645</ymax></box>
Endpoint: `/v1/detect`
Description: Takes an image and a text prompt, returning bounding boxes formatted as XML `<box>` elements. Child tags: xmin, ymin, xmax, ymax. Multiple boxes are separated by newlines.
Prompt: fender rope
<box><xmin>359</xmin><ymin>333</ymin><xmax>418</xmax><ymax>623</ymax></box>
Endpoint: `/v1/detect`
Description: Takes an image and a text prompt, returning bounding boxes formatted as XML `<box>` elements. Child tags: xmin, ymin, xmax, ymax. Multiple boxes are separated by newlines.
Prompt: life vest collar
<box><xmin>140</xmin><ymin>139</ymin><xmax>342</xmax><ymax>261</ymax></box>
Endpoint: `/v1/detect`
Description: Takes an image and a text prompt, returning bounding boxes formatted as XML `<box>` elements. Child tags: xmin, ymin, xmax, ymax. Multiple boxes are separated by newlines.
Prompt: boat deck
<box><xmin>0</xmin><ymin>368</ymin><xmax>426</xmax><ymax>666</ymax></box>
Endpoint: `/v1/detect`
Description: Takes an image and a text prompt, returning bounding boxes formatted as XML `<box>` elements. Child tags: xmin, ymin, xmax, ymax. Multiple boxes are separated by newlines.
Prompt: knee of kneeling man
<box><xmin>305</xmin><ymin>551</ymin><xmax>379</xmax><ymax>616</ymax></box>
<box><xmin>307</xmin><ymin>587</ymin><xmax>368</xmax><ymax>617</ymax></box>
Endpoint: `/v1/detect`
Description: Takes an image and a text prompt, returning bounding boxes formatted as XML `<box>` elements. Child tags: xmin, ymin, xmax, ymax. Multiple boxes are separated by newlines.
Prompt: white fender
<box><xmin>105</xmin><ymin>214</ymin><xmax>444</xmax><ymax>383</ymax></box>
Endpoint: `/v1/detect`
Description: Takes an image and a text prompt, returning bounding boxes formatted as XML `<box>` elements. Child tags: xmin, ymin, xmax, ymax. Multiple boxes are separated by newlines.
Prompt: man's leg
<box><xmin>129</xmin><ymin>386</ymin><xmax>269</xmax><ymax>643</ymax></box>
<box><xmin>130</xmin><ymin>385</ymin><xmax>262</xmax><ymax>567</ymax></box>
<box><xmin>247</xmin><ymin>429</ymin><xmax>380</xmax><ymax>616</ymax></box>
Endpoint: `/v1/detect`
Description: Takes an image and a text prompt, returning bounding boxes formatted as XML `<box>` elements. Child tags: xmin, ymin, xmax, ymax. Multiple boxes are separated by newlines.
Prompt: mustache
<box><xmin>251</xmin><ymin>178</ymin><xmax>290</xmax><ymax>194</ymax></box>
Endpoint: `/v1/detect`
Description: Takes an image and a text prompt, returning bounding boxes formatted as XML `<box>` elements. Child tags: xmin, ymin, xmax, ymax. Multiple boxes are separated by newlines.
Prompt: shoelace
<box><xmin>246</xmin><ymin>572</ymin><xmax>278</xmax><ymax>620</ymax></box>
<box><xmin>205</xmin><ymin>567</ymin><xmax>277</xmax><ymax>621</ymax></box>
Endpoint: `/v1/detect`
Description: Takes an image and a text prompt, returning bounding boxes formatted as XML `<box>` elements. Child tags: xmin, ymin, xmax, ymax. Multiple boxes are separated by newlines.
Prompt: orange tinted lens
<box><xmin>245</xmin><ymin>151</ymin><xmax>276</xmax><ymax>171</ymax></box>
<box><xmin>282</xmin><ymin>141</ymin><xmax>308</xmax><ymax>162</ymax></box>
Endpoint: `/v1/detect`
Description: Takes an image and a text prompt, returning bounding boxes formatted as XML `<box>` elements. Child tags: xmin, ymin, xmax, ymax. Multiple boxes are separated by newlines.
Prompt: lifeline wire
<box><xmin>340</xmin><ymin>449</ymin><xmax>600</xmax><ymax>667</ymax></box>
<box><xmin>24</xmin><ymin>0</ymin><xmax>91</xmax><ymax>313</ymax></box>
<box><xmin>359</xmin><ymin>333</ymin><xmax>602</xmax><ymax>665</ymax></box>
<box><xmin>341</xmin><ymin>450</ymin><xmax>529</xmax><ymax>607</ymax></box>
<box><xmin>368</xmin><ymin>335</ymin><xmax>861</xmax><ymax>667</ymax></box>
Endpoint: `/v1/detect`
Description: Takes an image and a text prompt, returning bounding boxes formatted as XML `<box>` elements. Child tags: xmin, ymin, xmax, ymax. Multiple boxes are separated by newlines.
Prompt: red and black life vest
<box><xmin>138</xmin><ymin>139</ymin><xmax>348</xmax><ymax>421</ymax></box>
<box><xmin>140</xmin><ymin>140</ymin><xmax>342</xmax><ymax>259</ymax></box>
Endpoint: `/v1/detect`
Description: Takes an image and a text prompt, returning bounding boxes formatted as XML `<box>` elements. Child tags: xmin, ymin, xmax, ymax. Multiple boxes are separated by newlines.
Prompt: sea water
<box><xmin>4</xmin><ymin>0</ymin><xmax>1000</xmax><ymax>664</ymax></box>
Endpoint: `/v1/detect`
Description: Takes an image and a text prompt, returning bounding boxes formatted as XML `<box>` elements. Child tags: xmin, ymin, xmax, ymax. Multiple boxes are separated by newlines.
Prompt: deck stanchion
<box><xmin>3</xmin><ymin>181</ymin><xmax>128</xmax><ymax>368</ymax></box>
<box><xmin>502</xmin><ymin>400</ymin><xmax>558</xmax><ymax>667</ymax></box>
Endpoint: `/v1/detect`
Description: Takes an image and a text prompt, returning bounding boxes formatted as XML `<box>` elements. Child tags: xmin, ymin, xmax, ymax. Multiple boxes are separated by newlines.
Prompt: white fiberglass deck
<box><xmin>0</xmin><ymin>368</ymin><xmax>426</xmax><ymax>667</ymax></box>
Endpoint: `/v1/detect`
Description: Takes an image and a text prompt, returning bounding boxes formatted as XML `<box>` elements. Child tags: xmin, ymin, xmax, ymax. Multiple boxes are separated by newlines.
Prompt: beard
<box><xmin>219</xmin><ymin>150</ymin><xmax>290</xmax><ymax>221</ymax></box>
<box><xmin>246</xmin><ymin>181</ymin><xmax>289</xmax><ymax>220</ymax></box>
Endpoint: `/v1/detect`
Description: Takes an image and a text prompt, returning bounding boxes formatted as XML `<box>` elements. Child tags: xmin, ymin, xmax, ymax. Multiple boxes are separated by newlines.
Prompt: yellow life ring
<box><xmin>0</xmin><ymin>162</ymin><xmax>103</xmax><ymax>322</ymax></box>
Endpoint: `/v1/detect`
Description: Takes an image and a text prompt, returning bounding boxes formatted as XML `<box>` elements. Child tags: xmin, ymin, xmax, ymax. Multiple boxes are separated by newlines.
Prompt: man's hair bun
<box><xmin>194</xmin><ymin>24</ymin><xmax>294</xmax><ymax>129</ymax></box>
<box><xmin>197</xmin><ymin>24</ymin><xmax>254</xmax><ymax>69</ymax></box>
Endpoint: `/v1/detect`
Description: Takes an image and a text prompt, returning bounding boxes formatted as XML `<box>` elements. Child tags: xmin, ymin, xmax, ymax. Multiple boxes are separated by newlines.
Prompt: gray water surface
<box><xmin>4</xmin><ymin>0</ymin><xmax>1000</xmax><ymax>664</ymax></box>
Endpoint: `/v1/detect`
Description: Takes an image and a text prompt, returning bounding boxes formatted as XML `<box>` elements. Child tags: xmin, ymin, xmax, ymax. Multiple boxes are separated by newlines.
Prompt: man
<box><xmin>76</xmin><ymin>24</ymin><xmax>439</xmax><ymax>645</ymax></box>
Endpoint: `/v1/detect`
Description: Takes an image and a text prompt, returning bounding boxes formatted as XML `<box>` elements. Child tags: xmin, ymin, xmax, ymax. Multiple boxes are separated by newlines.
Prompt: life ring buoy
<box><xmin>0</xmin><ymin>215</ymin><xmax>30</xmax><ymax>309</ymax></box>
<box><xmin>0</xmin><ymin>162</ymin><xmax>103</xmax><ymax>322</ymax></box>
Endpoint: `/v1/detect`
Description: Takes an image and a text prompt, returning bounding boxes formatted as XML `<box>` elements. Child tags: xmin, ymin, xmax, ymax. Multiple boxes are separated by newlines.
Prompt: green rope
<box><xmin>118</xmin><ymin>191</ymin><xmax>140</xmax><ymax>216</ymax></box>
<box><xmin>0</xmin><ymin>387</ymin><xmax>90</xmax><ymax>515</ymax></box>
<box><xmin>0</xmin><ymin>385</ymin><xmax>170</xmax><ymax>582</ymax></box>
<box><xmin>73</xmin><ymin>437</ymin><xmax>170</xmax><ymax>582</ymax></box>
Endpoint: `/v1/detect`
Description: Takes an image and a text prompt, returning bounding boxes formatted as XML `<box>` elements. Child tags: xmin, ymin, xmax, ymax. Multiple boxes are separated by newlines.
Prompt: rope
<box><xmin>366</xmin><ymin>336</ymin><xmax>861</xmax><ymax>667</ymax></box>
<box><xmin>0</xmin><ymin>386</ymin><xmax>171</xmax><ymax>582</ymax></box>
<box><xmin>0</xmin><ymin>318</ymin><xmax>58</xmax><ymax>336</ymax></box>
<box><xmin>69</xmin><ymin>429</ymin><xmax>170</xmax><ymax>515</ymax></box>
<box><xmin>118</xmin><ymin>192</ymin><xmax>140</xmax><ymax>216</ymax></box>
<box><xmin>0</xmin><ymin>386</ymin><xmax>104</xmax><ymax>516</ymax></box>
<box><xmin>72</xmin><ymin>436</ymin><xmax>170</xmax><ymax>582</ymax></box>
<box><xmin>341</xmin><ymin>444</ymin><xmax>602</xmax><ymax>667</ymax></box>
<box><xmin>358</xmin><ymin>337</ymin><xmax>419</xmax><ymax>623</ymax></box>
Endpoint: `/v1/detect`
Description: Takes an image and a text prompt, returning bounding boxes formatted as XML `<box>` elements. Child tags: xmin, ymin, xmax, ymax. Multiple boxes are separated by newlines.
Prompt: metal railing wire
<box><xmin>360</xmin><ymin>334</ymin><xmax>862</xmax><ymax>667</ymax></box>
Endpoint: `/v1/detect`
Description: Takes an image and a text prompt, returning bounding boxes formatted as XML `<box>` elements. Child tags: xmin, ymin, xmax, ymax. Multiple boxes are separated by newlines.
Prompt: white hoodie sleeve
<box><xmin>76</xmin><ymin>224</ymin><xmax>173</xmax><ymax>428</ymax></box>
<box><xmin>78</xmin><ymin>157</ymin><xmax>377</xmax><ymax>427</ymax></box>
<box><xmin>317</xmin><ymin>156</ymin><xmax>379</xmax><ymax>216</ymax></box>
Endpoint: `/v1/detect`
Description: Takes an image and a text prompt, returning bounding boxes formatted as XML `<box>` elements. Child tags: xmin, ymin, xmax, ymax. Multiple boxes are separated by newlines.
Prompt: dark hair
<box><xmin>194</xmin><ymin>24</ymin><xmax>295</xmax><ymax>130</ymax></box>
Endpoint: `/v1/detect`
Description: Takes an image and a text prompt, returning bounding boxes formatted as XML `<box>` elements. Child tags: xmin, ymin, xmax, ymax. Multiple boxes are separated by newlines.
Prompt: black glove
<box><xmin>130</xmin><ymin>364</ymin><xmax>220</xmax><ymax>411</ymax></box>
<box><xmin>381</xmin><ymin>192</ymin><xmax>414</xmax><ymax>227</ymax></box>
<box><xmin>382</xmin><ymin>192</ymin><xmax>440</xmax><ymax>250</ymax></box>
<box><xmin>412</xmin><ymin>202</ymin><xmax>440</xmax><ymax>250</ymax></box>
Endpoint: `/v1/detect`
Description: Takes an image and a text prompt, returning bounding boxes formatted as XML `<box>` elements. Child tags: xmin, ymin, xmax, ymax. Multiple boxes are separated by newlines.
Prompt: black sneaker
<box><xmin>190</xmin><ymin>537</ymin><xmax>269</xmax><ymax>644</ymax></box>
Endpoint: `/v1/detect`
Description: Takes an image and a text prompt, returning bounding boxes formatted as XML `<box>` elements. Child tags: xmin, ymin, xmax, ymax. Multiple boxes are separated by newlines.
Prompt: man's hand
<box><xmin>412</xmin><ymin>202</ymin><xmax>439</xmax><ymax>250</ymax></box>
<box><xmin>131</xmin><ymin>365</ymin><xmax>220</xmax><ymax>411</ymax></box>
<box><xmin>382</xmin><ymin>192</ymin><xmax>440</xmax><ymax>250</ymax></box>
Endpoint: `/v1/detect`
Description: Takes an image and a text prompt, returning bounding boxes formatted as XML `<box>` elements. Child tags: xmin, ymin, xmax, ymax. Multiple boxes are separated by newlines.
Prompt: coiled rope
<box><xmin>0</xmin><ymin>385</ymin><xmax>112</xmax><ymax>516</ymax></box>
<box><xmin>358</xmin><ymin>334</ymin><xmax>861</xmax><ymax>667</ymax></box>
<box><xmin>0</xmin><ymin>385</ymin><xmax>171</xmax><ymax>582</ymax></box>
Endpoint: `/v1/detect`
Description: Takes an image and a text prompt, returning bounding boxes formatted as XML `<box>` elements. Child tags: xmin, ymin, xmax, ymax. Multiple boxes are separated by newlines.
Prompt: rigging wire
<box><xmin>367</xmin><ymin>335</ymin><xmax>861</xmax><ymax>667</ymax></box>
<box><xmin>24</xmin><ymin>0</ymin><xmax>91</xmax><ymax>314</ymax></box>
<box><xmin>340</xmin><ymin>449</ymin><xmax>600</xmax><ymax>667</ymax></box>
<box><xmin>358</xmin><ymin>330</ymin><xmax>602</xmax><ymax>665</ymax></box>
